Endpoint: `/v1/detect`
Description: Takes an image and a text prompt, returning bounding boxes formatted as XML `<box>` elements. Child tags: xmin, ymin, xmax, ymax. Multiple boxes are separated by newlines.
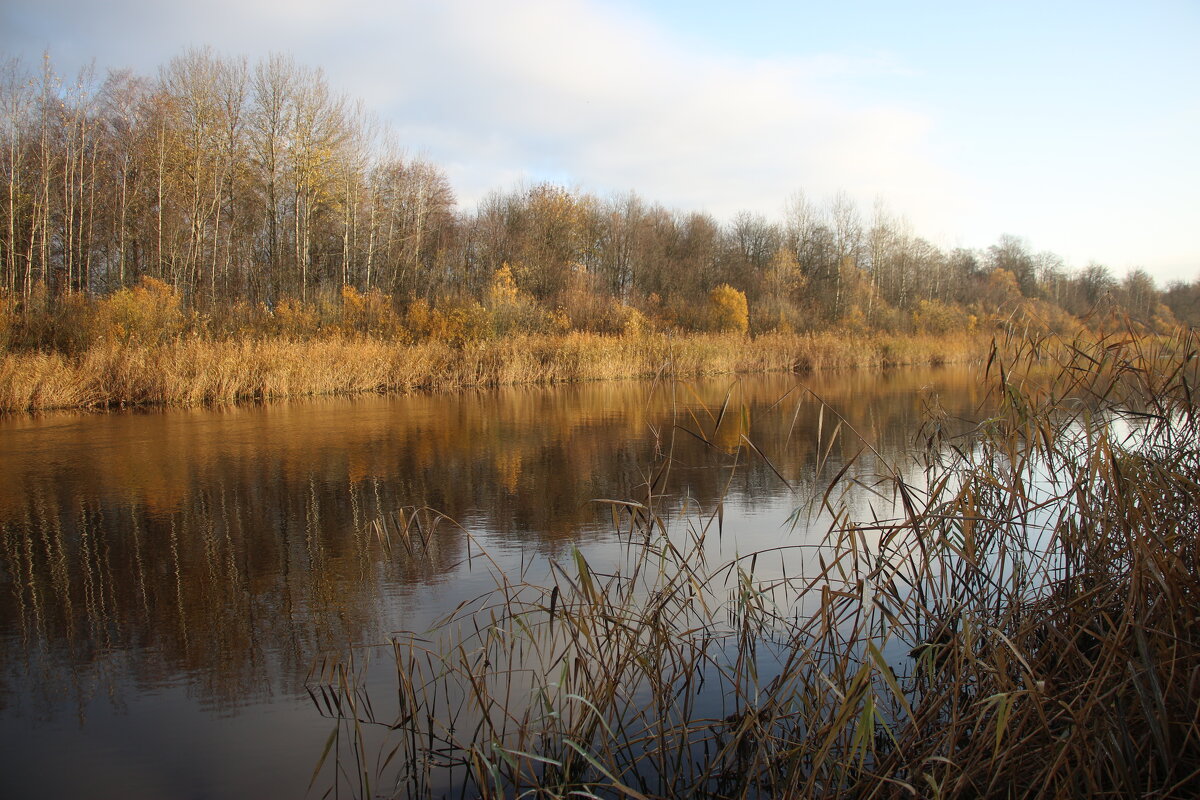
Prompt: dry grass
<box><xmin>0</xmin><ymin>331</ymin><xmax>988</xmax><ymax>412</ymax></box>
<box><xmin>307</xmin><ymin>327</ymin><xmax>1200</xmax><ymax>799</ymax></box>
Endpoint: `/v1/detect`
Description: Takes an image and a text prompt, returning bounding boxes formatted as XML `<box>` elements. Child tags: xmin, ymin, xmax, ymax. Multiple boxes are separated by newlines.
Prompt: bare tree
<box><xmin>0</xmin><ymin>58</ymin><xmax>34</xmax><ymax>296</ymax></box>
<box><xmin>249</xmin><ymin>53</ymin><xmax>296</xmax><ymax>300</ymax></box>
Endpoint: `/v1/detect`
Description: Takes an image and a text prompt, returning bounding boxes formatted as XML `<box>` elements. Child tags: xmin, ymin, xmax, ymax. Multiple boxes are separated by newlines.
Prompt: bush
<box><xmin>200</xmin><ymin>299</ymin><xmax>271</xmax><ymax>340</ymax></box>
<box><xmin>557</xmin><ymin>283</ymin><xmax>611</xmax><ymax>332</ymax></box>
<box><xmin>268</xmin><ymin>296</ymin><xmax>322</xmax><ymax>338</ymax></box>
<box><xmin>481</xmin><ymin>264</ymin><xmax>557</xmax><ymax>335</ymax></box>
<box><xmin>341</xmin><ymin>285</ymin><xmax>401</xmax><ymax>338</ymax></box>
<box><xmin>618</xmin><ymin>305</ymin><xmax>649</xmax><ymax>337</ymax></box>
<box><xmin>406</xmin><ymin>297</ymin><xmax>490</xmax><ymax>346</ymax></box>
<box><xmin>559</xmin><ymin>287</ymin><xmax>650</xmax><ymax>337</ymax></box>
<box><xmin>90</xmin><ymin>276</ymin><xmax>185</xmax><ymax>346</ymax></box>
<box><xmin>708</xmin><ymin>284</ymin><xmax>749</xmax><ymax>334</ymax></box>
<box><xmin>912</xmin><ymin>298</ymin><xmax>972</xmax><ymax>335</ymax></box>
<box><xmin>750</xmin><ymin>296</ymin><xmax>806</xmax><ymax>335</ymax></box>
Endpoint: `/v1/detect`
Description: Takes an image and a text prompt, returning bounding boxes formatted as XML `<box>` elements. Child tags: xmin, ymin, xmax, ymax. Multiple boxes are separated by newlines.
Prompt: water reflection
<box><xmin>0</xmin><ymin>367</ymin><xmax>984</xmax><ymax>798</ymax></box>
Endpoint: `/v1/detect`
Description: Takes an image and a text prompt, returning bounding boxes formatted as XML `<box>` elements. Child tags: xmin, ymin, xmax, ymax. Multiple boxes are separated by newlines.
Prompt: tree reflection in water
<box><xmin>0</xmin><ymin>367</ymin><xmax>983</xmax><ymax>798</ymax></box>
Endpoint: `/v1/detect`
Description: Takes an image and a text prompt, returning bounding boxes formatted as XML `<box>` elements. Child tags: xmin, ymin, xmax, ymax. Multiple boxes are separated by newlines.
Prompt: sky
<box><xmin>2</xmin><ymin>0</ymin><xmax>1197</xmax><ymax>283</ymax></box>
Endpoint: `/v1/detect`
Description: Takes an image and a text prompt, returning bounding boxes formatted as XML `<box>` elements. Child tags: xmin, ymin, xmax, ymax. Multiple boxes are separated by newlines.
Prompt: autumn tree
<box><xmin>754</xmin><ymin>246</ymin><xmax>806</xmax><ymax>332</ymax></box>
<box><xmin>369</xmin><ymin>155</ymin><xmax>454</xmax><ymax>297</ymax></box>
<box><xmin>248</xmin><ymin>53</ymin><xmax>295</xmax><ymax>300</ymax></box>
<box><xmin>0</xmin><ymin>57</ymin><xmax>35</xmax><ymax>297</ymax></box>
<box><xmin>0</xmin><ymin>48</ymin><xmax>1179</xmax><ymax>346</ymax></box>
<box><xmin>709</xmin><ymin>283</ymin><xmax>749</xmax><ymax>334</ymax></box>
<box><xmin>987</xmin><ymin>234</ymin><xmax>1038</xmax><ymax>297</ymax></box>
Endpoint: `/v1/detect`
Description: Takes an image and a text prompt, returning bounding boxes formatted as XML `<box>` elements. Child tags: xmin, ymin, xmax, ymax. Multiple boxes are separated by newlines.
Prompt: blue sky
<box><xmin>3</xmin><ymin>0</ymin><xmax>1197</xmax><ymax>282</ymax></box>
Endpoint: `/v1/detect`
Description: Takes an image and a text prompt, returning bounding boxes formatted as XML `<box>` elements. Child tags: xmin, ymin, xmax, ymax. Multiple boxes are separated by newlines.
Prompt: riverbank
<box><xmin>0</xmin><ymin>330</ymin><xmax>989</xmax><ymax>412</ymax></box>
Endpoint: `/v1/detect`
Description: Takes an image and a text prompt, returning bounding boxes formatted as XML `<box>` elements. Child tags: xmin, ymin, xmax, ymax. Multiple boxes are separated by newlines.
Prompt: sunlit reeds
<box><xmin>0</xmin><ymin>331</ymin><xmax>987</xmax><ymax>412</ymax></box>
<box><xmin>309</xmin><ymin>327</ymin><xmax>1200</xmax><ymax>798</ymax></box>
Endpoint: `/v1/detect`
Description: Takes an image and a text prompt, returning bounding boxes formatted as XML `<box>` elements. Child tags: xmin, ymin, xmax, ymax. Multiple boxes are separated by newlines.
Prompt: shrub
<box><xmin>708</xmin><ymin>284</ymin><xmax>749</xmax><ymax>334</ymax></box>
<box><xmin>618</xmin><ymin>305</ymin><xmax>649</xmax><ymax>337</ymax></box>
<box><xmin>200</xmin><ymin>299</ymin><xmax>272</xmax><ymax>340</ymax></box>
<box><xmin>340</xmin><ymin>285</ymin><xmax>401</xmax><ymax>338</ymax></box>
<box><xmin>750</xmin><ymin>296</ymin><xmax>806</xmax><ymax>335</ymax></box>
<box><xmin>269</xmin><ymin>297</ymin><xmax>322</xmax><ymax>338</ymax></box>
<box><xmin>90</xmin><ymin>276</ymin><xmax>185</xmax><ymax>346</ymax></box>
<box><xmin>912</xmin><ymin>298</ymin><xmax>972</xmax><ymax>335</ymax></box>
<box><xmin>485</xmin><ymin>264</ymin><xmax>559</xmax><ymax>335</ymax></box>
<box><xmin>488</xmin><ymin>263</ymin><xmax>521</xmax><ymax>306</ymax></box>
<box><xmin>406</xmin><ymin>297</ymin><xmax>490</xmax><ymax>345</ymax></box>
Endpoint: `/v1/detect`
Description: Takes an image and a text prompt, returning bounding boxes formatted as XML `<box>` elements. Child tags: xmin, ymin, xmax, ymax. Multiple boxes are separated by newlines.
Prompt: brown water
<box><xmin>0</xmin><ymin>367</ymin><xmax>986</xmax><ymax>799</ymax></box>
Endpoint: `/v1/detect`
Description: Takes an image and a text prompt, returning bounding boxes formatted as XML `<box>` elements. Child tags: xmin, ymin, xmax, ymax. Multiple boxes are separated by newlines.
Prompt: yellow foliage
<box><xmin>271</xmin><ymin>297</ymin><xmax>321</xmax><ymax>338</ymax></box>
<box><xmin>547</xmin><ymin>307</ymin><xmax>571</xmax><ymax>334</ymax></box>
<box><xmin>92</xmin><ymin>276</ymin><xmax>185</xmax><ymax>346</ymax></box>
<box><xmin>982</xmin><ymin>268</ymin><xmax>1023</xmax><ymax>309</ymax></box>
<box><xmin>619</xmin><ymin>306</ymin><xmax>649</xmax><ymax>337</ymax></box>
<box><xmin>839</xmin><ymin>305</ymin><xmax>870</xmax><ymax>335</ymax></box>
<box><xmin>404</xmin><ymin>297</ymin><xmax>435</xmax><ymax>337</ymax></box>
<box><xmin>752</xmin><ymin>295</ymin><xmax>807</xmax><ymax>335</ymax></box>
<box><xmin>341</xmin><ymin>285</ymin><xmax>401</xmax><ymax>337</ymax></box>
<box><xmin>912</xmin><ymin>299</ymin><xmax>971</xmax><ymax>335</ymax></box>
<box><xmin>1151</xmin><ymin>306</ymin><xmax>1179</xmax><ymax>334</ymax></box>
<box><xmin>406</xmin><ymin>298</ymin><xmax>490</xmax><ymax>345</ymax></box>
<box><xmin>487</xmin><ymin>269</ymin><xmax>557</xmax><ymax>335</ymax></box>
<box><xmin>766</xmin><ymin>248</ymin><xmax>806</xmax><ymax>297</ymax></box>
<box><xmin>708</xmin><ymin>284</ymin><xmax>749</xmax><ymax>335</ymax></box>
<box><xmin>489</xmin><ymin>264</ymin><xmax>521</xmax><ymax>307</ymax></box>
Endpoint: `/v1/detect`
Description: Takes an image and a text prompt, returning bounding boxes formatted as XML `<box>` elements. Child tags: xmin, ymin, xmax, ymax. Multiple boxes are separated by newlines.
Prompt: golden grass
<box><xmin>307</xmin><ymin>327</ymin><xmax>1200</xmax><ymax>799</ymax></box>
<box><xmin>0</xmin><ymin>331</ymin><xmax>990</xmax><ymax>412</ymax></box>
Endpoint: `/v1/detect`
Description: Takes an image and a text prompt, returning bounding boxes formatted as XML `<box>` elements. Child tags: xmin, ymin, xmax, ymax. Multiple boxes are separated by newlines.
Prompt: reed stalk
<box><xmin>0</xmin><ymin>331</ymin><xmax>988</xmax><ymax>412</ymax></box>
<box><xmin>308</xmin><ymin>327</ymin><xmax>1199</xmax><ymax>799</ymax></box>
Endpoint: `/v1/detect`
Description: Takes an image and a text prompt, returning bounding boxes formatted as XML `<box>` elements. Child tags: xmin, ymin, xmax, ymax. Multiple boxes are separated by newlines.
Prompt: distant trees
<box><xmin>0</xmin><ymin>50</ymin><xmax>457</xmax><ymax>307</ymax></box>
<box><xmin>987</xmin><ymin>234</ymin><xmax>1039</xmax><ymax>297</ymax></box>
<box><xmin>1164</xmin><ymin>281</ymin><xmax>1200</xmax><ymax>328</ymax></box>
<box><xmin>0</xmin><ymin>49</ymin><xmax>1191</xmax><ymax>345</ymax></box>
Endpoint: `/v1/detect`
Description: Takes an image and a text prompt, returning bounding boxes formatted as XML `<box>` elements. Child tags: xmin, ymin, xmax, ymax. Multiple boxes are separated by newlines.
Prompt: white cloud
<box><xmin>330</xmin><ymin>0</ymin><xmax>962</xmax><ymax>225</ymax></box>
<box><xmin>3</xmin><ymin>0</ymin><xmax>958</xmax><ymax>221</ymax></box>
<box><xmin>13</xmin><ymin>0</ymin><xmax>1192</xmax><ymax>281</ymax></box>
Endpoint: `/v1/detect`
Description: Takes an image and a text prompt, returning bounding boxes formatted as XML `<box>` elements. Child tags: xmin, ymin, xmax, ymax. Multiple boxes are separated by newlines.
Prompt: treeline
<box><xmin>0</xmin><ymin>49</ymin><xmax>1192</xmax><ymax>350</ymax></box>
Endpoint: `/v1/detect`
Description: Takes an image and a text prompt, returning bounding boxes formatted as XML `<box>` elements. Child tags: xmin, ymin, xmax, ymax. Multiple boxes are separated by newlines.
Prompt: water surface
<box><xmin>0</xmin><ymin>367</ymin><xmax>986</xmax><ymax>798</ymax></box>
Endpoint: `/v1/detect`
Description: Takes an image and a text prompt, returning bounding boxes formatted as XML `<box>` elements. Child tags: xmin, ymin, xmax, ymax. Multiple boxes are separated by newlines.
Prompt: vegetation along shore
<box><xmin>309</xmin><ymin>328</ymin><xmax>1200</xmax><ymax>799</ymax></box>
<box><xmin>0</xmin><ymin>276</ymin><xmax>990</xmax><ymax>410</ymax></box>
<box><xmin>1</xmin><ymin>50</ymin><xmax>1196</xmax><ymax>412</ymax></box>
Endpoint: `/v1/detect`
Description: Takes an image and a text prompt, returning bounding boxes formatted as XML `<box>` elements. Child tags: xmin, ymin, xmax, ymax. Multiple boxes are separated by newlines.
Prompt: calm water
<box><xmin>0</xmin><ymin>367</ymin><xmax>986</xmax><ymax>799</ymax></box>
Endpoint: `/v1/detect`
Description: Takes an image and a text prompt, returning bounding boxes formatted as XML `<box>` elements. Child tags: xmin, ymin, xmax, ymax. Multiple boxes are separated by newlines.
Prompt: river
<box><xmin>0</xmin><ymin>366</ymin><xmax>986</xmax><ymax>799</ymax></box>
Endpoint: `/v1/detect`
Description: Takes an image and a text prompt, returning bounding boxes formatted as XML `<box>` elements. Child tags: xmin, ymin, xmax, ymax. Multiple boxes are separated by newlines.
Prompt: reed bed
<box><xmin>308</xmin><ymin>327</ymin><xmax>1200</xmax><ymax>799</ymax></box>
<box><xmin>0</xmin><ymin>331</ymin><xmax>986</xmax><ymax>412</ymax></box>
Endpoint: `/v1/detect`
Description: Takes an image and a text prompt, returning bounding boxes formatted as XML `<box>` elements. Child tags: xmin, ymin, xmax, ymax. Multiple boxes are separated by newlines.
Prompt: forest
<box><xmin>1</xmin><ymin>49</ymin><xmax>1196</xmax><ymax>364</ymax></box>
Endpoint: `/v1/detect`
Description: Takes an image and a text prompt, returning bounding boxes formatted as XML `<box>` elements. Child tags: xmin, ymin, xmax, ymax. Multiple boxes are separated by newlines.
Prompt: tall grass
<box><xmin>0</xmin><ymin>330</ymin><xmax>986</xmax><ymax>412</ymax></box>
<box><xmin>308</xmin><ymin>327</ymin><xmax>1200</xmax><ymax>799</ymax></box>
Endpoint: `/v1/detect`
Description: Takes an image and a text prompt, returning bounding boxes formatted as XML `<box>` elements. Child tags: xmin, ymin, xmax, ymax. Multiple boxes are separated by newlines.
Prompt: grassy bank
<box><xmin>309</xmin><ymin>329</ymin><xmax>1200</xmax><ymax>799</ymax></box>
<box><xmin>0</xmin><ymin>330</ymin><xmax>987</xmax><ymax>412</ymax></box>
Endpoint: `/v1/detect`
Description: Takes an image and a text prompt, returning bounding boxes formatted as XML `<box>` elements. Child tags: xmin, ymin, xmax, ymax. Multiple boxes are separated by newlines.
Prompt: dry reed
<box><xmin>308</xmin><ymin>326</ymin><xmax>1200</xmax><ymax>799</ymax></box>
<box><xmin>0</xmin><ymin>331</ymin><xmax>987</xmax><ymax>412</ymax></box>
